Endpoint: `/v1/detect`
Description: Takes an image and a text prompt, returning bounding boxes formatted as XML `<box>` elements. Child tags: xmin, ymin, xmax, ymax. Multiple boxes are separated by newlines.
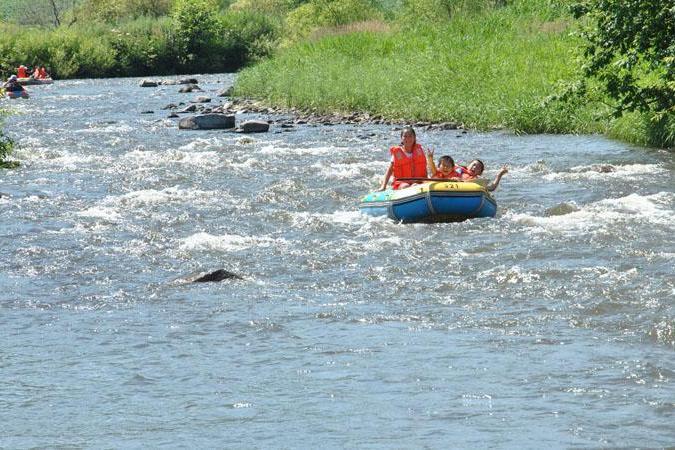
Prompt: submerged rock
<box><xmin>191</xmin><ymin>96</ymin><xmax>211</xmax><ymax>103</ymax></box>
<box><xmin>178</xmin><ymin>114</ymin><xmax>235</xmax><ymax>130</ymax></box>
<box><xmin>179</xmin><ymin>84</ymin><xmax>201</xmax><ymax>93</ymax></box>
<box><xmin>193</xmin><ymin>269</ymin><xmax>242</xmax><ymax>282</ymax></box>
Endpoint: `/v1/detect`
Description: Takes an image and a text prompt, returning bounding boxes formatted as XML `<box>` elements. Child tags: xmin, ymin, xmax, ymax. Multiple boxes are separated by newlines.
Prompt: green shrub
<box><xmin>0</xmin><ymin>118</ymin><xmax>17</xmax><ymax>169</ymax></box>
<box><xmin>172</xmin><ymin>0</ymin><xmax>224</xmax><ymax>67</ymax></box>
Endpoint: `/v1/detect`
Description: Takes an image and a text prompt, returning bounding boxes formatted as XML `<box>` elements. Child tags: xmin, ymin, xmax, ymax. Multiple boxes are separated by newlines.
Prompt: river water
<box><xmin>1</xmin><ymin>74</ymin><xmax>673</xmax><ymax>448</ymax></box>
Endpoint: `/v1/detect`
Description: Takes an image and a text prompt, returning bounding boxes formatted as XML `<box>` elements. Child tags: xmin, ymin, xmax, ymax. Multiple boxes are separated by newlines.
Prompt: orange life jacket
<box><xmin>390</xmin><ymin>144</ymin><xmax>426</xmax><ymax>184</ymax></box>
<box><xmin>39</xmin><ymin>68</ymin><xmax>48</xmax><ymax>79</ymax></box>
<box><xmin>433</xmin><ymin>169</ymin><xmax>459</xmax><ymax>179</ymax></box>
<box><xmin>17</xmin><ymin>66</ymin><xmax>27</xmax><ymax>78</ymax></box>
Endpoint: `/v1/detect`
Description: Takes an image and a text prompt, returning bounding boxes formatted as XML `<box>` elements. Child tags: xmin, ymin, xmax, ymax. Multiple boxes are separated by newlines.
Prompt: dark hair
<box><xmin>400</xmin><ymin>126</ymin><xmax>416</xmax><ymax>138</ymax></box>
<box><xmin>438</xmin><ymin>155</ymin><xmax>455</xmax><ymax>167</ymax></box>
<box><xmin>473</xmin><ymin>159</ymin><xmax>485</xmax><ymax>174</ymax></box>
<box><xmin>400</xmin><ymin>127</ymin><xmax>416</xmax><ymax>146</ymax></box>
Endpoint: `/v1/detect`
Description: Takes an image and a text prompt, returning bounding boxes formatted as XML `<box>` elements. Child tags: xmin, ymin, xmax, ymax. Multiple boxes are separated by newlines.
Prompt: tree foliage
<box><xmin>2</xmin><ymin>0</ymin><xmax>80</xmax><ymax>27</ymax></box>
<box><xmin>572</xmin><ymin>0</ymin><xmax>675</xmax><ymax>121</ymax></box>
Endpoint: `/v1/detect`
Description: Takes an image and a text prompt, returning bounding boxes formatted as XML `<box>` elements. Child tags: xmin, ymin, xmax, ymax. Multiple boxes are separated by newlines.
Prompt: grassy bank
<box><xmin>235</xmin><ymin>2</ymin><xmax>621</xmax><ymax>138</ymax></box>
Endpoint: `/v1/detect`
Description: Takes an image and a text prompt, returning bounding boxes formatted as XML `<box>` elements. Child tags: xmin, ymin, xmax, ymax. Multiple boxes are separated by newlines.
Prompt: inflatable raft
<box><xmin>17</xmin><ymin>77</ymin><xmax>53</xmax><ymax>86</ymax></box>
<box><xmin>360</xmin><ymin>180</ymin><xmax>497</xmax><ymax>223</ymax></box>
<box><xmin>3</xmin><ymin>89</ymin><xmax>29</xmax><ymax>99</ymax></box>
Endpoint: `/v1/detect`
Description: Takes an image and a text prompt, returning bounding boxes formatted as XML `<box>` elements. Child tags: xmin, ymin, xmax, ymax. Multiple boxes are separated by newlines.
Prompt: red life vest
<box><xmin>17</xmin><ymin>66</ymin><xmax>27</xmax><ymax>78</ymax></box>
<box><xmin>433</xmin><ymin>169</ymin><xmax>459</xmax><ymax>179</ymax></box>
<box><xmin>390</xmin><ymin>144</ymin><xmax>426</xmax><ymax>188</ymax></box>
<box><xmin>39</xmin><ymin>68</ymin><xmax>49</xmax><ymax>79</ymax></box>
<box><xmin>454</xmin><ymin>165</ymin><xmax>477</xmax><ymax>180</ymax></box>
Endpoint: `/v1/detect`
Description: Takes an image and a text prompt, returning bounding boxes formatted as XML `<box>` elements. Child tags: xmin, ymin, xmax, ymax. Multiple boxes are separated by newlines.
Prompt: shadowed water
<box><xmin>1</xmin><ymin>75</ymin><xmax>673</xmax><ymax>448</ymax></box>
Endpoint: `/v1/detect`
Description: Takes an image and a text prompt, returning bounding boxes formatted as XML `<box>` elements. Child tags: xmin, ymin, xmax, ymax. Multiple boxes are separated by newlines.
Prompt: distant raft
<box><xmin>359</xmin><ymin>180</ymin><xmax>497</xmax><ymax>223</ymax></box>
<box><xmin>3</xmin><ymin>89</ymin><xmax>29</xmax><ymax>99</ymax></box>
<box><xmin>17</xmin><ymin>77</ymin><xmax>53</xmax><ymax>86</ymax></box>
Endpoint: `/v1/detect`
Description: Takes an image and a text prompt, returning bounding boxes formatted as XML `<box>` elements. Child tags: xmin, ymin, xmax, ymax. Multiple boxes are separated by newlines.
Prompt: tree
<box><xmin>572</xmin><ymin>0</ymin><xmax>675</xmax><ymax>122</ymax></box>
<box><xmin>6</xmin><ymin>0</ymin><xmax>81</xmax><ymax>27</ymax></box>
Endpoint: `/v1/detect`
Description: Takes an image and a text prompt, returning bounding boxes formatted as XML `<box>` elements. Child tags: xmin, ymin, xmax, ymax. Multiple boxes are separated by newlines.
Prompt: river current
<box><xmin>1</xmin><ymin>74</ymin><xmax>673</xmax><ymax>448</ymax></box>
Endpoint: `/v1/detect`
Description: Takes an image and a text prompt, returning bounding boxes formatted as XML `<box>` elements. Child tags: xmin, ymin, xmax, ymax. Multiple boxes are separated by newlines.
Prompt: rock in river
<box><xmin>178</xmin><ymin>114</ymin><xmax>235</xmax><ymax>130</ymax></box>
<box><xmin>193</xmin><ymin>269</ymin><xmax>242</xmax><ymax>282</ymax></box>
<box><xmin>139</xmin><ymin>79</ymin><xmax>158</xmax><ymax>87</ymax></box>
<box><xmin>238</xmin><ymin>120</ymin><xmax>270</xmax><ymax>133</ymax></box>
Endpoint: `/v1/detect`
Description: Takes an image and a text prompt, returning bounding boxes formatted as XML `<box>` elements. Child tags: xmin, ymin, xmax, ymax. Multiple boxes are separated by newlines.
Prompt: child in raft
<box><xmin>457</xmin><ymin>159</ymin><xmax>509</xmax><ymax>191</ymax></box>
<box><xmin>425</xmin><ymin>148</ymin><xmax>462</xmax><ymax>179</ymax></box>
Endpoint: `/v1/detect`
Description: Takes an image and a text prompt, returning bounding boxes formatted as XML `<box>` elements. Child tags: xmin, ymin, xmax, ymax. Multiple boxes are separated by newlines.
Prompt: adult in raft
<box><xmin>3</xmin><ymin>75</ymin><xmax>25</xmax><ymax>92</ymax></box>
<box><xmin>378</xmin><ymin>127</ymin><xmax>428</xmax><ymax>191</ymax></box>
<box><xmin>16</xmin><ymin>65</ymin><xmax>28</xmax><ymax>79</ymax></box>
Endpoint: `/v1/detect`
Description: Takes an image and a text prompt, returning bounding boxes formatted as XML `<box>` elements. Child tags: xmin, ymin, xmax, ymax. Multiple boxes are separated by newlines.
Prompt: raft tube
<box><xmin>4</xmin><ymin>89</ymin><xmax>29</xmax><ymax>99</ymax></box>
<box><xmin>360</xmin><ymin>181</ymin><xmax>497</xmax><ymax>223</ymax></box>
<box><xmin>17</xmin><ymin>77</ymin><xmax>53</xmax><ymax>86</ymax></box>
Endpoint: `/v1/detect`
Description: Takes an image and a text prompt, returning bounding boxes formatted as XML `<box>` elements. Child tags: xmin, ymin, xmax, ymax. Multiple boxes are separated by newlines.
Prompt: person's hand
<box><xmin>425</xmin><ymin>147</ymin><xmax>435</xmax><ymax>158</ymax></box>
<box><xmin>498</xmin><ymin>165</ymin><xmax>509</xmax><ymax>175</ymax></box>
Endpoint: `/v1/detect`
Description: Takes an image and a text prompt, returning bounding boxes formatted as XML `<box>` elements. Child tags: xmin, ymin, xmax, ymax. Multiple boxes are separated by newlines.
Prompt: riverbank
<box><xmin>233</xmin><ymin>4</ymin><xmax>670</xmax><ymax>148</ymax></box>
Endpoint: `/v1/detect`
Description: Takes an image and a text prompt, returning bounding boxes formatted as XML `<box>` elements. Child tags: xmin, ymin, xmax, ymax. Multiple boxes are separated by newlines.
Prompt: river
<box><xmin>1</xmin><ymin>74</ymin><xmax>673</xmax><ymax>448</ymax></box>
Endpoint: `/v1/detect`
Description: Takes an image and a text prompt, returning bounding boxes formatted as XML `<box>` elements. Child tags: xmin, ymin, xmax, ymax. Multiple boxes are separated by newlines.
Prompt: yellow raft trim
<box><xmin>389</xmin><ymin>181</ymin><xmax>488</xmax><ymax>200</ymax></box>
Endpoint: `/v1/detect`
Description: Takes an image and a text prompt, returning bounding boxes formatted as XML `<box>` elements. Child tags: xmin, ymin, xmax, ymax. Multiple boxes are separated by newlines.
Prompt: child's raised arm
<box><xmin>425</xmin><ymin>148</ymin><xmax>437</xmax><ymax>178</ymax></box>
<box><xmin>487</xmin><ymin>165</ymin><xmax>508</xmax><ymax>191</ymax></box>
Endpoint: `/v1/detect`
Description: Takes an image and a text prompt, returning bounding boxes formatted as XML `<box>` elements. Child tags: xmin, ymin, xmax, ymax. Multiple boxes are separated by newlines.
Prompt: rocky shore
<box><xmin>144</xmin><ymin>79</ymin><xmax>466</xmax><ymax>133</ymax></box>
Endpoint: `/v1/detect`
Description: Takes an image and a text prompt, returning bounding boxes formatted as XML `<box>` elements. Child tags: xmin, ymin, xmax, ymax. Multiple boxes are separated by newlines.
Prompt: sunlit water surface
<box><xmin>1</xmin><ymin>75</ymin><xmax>673</xmax><ymax>448</ymax></box>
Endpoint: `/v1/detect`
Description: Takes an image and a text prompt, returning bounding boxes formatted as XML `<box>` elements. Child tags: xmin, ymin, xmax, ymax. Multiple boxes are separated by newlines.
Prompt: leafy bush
<box><xmin>220</xmin><ymin>10</ymin><xmax>280</xmax><ymax>63</ymax></box>
<box><xmin>172</xmin><ymin>0</ymin><xmax>223</xmax><ymax>67</ymax></box>
<box><xmin>0</xmin><ymin>120</ymin><xmax>16</xmax><ymax>169</ymax></box>
<box><xmin>571</xmin><ymin>0</ymin><xmax>674</xmax><ymax>148</ymax></box>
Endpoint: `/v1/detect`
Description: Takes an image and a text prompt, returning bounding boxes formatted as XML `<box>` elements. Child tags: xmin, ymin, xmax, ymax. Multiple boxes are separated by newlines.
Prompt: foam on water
<box><xmin>508</xmin><ymin>192</ymin><xmax>675</xmax><ymax>233</ymax></box>
<box><xmin>104</xmin><ymin>186</ymin><xmax>220</xmax><ymax>207</ymax></box>
<box><xmin>179</xmin><ymin>231</ymin><xmax>289</xmax><ymax>251</ymax></box>
<box><xmin>259</xmin><ymin>143</ymin><xmax>335</xmax><ymax>156</ymax></box>
<box><xmin>120</xmin><ymin>148</ymin><xmax>222</xmax><ymax>167</ymax></box>
<box><xmin>310</xmin><ymin>161</ymin><xmax>376</xmax><ymax>179</ymax></box>
<box><xmin>76</xmin><ymin>206</ymin><xmax>123</xmax><ymax>222</ymax></box>
<box><xmin>543</xmin><ymin>162</ymin><xmax>667</xmax><ymax>182</ymax></box>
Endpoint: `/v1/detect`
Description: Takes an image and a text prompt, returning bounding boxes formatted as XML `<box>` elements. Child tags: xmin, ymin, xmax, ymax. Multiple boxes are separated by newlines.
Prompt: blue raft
<box><xmin>360</xmin><ymin>180</ymin><xmax>497</xmax><ymax>223</ymax></box>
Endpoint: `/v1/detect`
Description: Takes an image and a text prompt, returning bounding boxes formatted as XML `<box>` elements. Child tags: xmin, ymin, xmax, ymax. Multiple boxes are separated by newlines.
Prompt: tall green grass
<box><xmin>235</xmin><ymin>2</ymin><xmax>610</xmax><ymax>135</ymax></box>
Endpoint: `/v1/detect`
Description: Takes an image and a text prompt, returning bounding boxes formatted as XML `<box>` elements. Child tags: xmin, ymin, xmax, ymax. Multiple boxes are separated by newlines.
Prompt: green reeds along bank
<box><xmin>235</xmin><ymin>4</ymin><xmax>609</xmax><ymax>136</ymax></box>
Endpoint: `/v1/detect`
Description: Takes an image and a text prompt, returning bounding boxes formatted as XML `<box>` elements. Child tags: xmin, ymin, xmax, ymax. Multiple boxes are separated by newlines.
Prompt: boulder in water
<box><xmin>178</xmin><ymin>114</ymin><xmax>235</xmax><ymax>130</ymax></box>
<box><xmin>193</xmin><ymin>269</ymin><xmax>242</xmax><ymax>282</ymax></box>
<box><xmin>139</xmin><ymin>80</ymin><xmax>158</xmax><ymax>87</ymax></box>
<box><xmin>191</xmin><ymin>96</ymin><xmax>211</xmax><ymax>103</ymax></box>
<box><xmin>217</xmin><ymin>87</ymin><xmax>233</xmax><ymax>97</ymax></box>
<box><xmin>179</xmin><ymin>78</ymin><xmax>199</xmax><ymax>85</ymax></box>
<box><xmin>237</xmin><ymin>120</ymin><xmax>270</xmax><ymax>133</ymax></box>
<box><xmin>178</xmin><ymin>104</ymin><xmax>198</xmax><ymax>113</ymax></box>
<box><xmin>179</xmin><ymin>84</ymin><xmax>201</xmax><ymax>93</ymax></box>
